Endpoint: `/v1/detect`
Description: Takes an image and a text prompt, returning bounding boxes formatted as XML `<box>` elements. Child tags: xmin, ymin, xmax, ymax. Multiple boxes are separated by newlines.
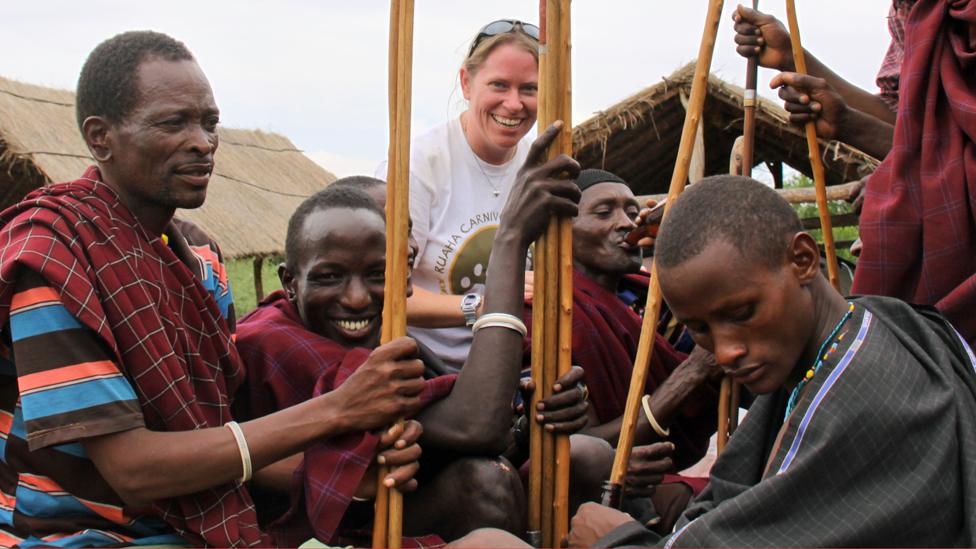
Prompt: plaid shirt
<box><xmin>0</xmin><ymin>168</ymin><xmax>267</xmax><ymax>547</ymax></box>
<box><xmin>875</xmin><ymin>1</ymin><xmax>916</xmax><ymax>111</ymax></box>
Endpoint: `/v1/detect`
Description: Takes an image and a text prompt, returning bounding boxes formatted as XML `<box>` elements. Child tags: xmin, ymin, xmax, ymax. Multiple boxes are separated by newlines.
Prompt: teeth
<box><xmin>491</xmin><ymin>114</ymin><xmax>521</xmax><ymax>128</ymax></box>
<box><xmin>336</xmin><ymin>319</ymin><xmax>370</xmax><ymax>331</ymax></box>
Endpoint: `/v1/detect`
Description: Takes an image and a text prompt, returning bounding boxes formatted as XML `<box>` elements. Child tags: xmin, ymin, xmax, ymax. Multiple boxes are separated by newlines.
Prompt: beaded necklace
<box><xmin>784</xmin><ymin>301</ymin><xmax>855</xmax><ymax>421</ymax></box>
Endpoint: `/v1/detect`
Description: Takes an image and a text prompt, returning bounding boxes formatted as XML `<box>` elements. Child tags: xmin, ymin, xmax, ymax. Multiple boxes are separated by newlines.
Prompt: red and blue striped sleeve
<box><xmin>9</xmin><ymin>271</ymin><xmax>144</xmax><ymax>451</ymax></box>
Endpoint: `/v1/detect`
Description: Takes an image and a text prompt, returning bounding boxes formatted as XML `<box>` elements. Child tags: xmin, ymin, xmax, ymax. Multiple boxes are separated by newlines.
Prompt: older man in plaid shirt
<box><xmin>0</xmin><ymin>31</ymin><xmax>430</xmax><ymax>547</ymax></box>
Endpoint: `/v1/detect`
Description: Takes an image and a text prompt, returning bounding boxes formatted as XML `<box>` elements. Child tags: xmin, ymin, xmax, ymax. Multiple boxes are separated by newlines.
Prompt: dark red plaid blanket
<box><xmin>236</xmin><ymin>290</ymin><xmax>455</xmax><ymax>547</ymax></box>
<box><xmin>525</xmin><ymin>269</ymin><xmax>716</xmax><ymax>469</ymax></box>
<box><xmin>853</xmin><ymin>0</ymin><xmax>976</xmax><ymax>345</ymax></box>
<box><xmin>0</xmin><ymin>167</ymin><xmax>268</xmax><ymax>547</ymax></box>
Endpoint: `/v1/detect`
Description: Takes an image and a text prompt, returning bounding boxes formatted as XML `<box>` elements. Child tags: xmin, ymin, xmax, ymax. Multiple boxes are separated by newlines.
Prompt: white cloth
<box><xmin>377</xmin><ymin>117</ymin><xmax>530</xmax><ymax>369</ymax></box>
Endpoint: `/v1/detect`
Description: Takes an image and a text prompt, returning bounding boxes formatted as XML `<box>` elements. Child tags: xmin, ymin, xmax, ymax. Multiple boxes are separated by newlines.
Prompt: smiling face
<box><xmin>281</xmin><ymin>207</ymin><xmax>386</xmax><ymax>348</ymax></box>
<box><xmin>658</xmin><ymin>238</ymin><xmax>818</xmax><ymax>394</ymax></box>
<box><xmin>94</xmin><ymin>58</ymin><xmax>219</xmax><ymax>226</ymax></box>
<box><xmin>572</xmin><ymin>182</ymin><xmax>642</xmax><ymax>290</ymax></box>
<box><xmin>460</xmin><ymin>43</ymin><xmax>538</xmax><ymax>164</ymax></box>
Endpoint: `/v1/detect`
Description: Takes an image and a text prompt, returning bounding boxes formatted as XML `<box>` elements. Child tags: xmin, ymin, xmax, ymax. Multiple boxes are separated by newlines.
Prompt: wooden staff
<box><xmin>528</xmin><ymin>1</ymin><xmax>573</xmax><ymax>546</ymax></box>
<box><xmin>784</xmin><ymin>0</ymin><xmax>841</xmax><ymax>292</ymax></box>
<box><xmin>601</xmin><ymin>0</ymin><xmax>725</xmax><ymax>509</ymax></box>
<box><xmin>372</xmin><ymin>0</ymin><xmax>414</xmax><ymax>546</ymax></box>
<box><xmin>718</xmin><ymin>0</ymin><xmax>759</xmax><ymax>452</ymax></box>
<box><xmin>741</xmin><ymin>0</ymin><xmax>760</xmax><ymax>178</ymax></box>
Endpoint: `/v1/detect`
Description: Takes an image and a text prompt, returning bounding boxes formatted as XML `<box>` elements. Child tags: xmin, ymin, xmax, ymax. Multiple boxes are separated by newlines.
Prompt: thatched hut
<box><xmin>572</xmin><ymin>63</ymin><xmax>880</xmax><ymax>196</ymax></box>
<box><xmin>0</xmin><ymin>75</ymin><xmax>336</xmax><ymax>262</ymax></box>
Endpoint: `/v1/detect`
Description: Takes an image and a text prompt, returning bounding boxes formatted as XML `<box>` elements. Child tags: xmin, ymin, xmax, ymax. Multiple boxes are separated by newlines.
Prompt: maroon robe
<box><xmin>853</xmin><ymin>0</ymin><xmax>976</xmax><ymax>345</ymax></box>
<box><xmin>236</xmin><ymin>290</ymin><xmax>455</xmax><ymax>547</ymax></box>
<box><xmin>0</xmin><ymin>168</ymin><xmax>267</xmax><ymax>547</ymax></box>
<box><xmin>525</xmin><ymin>269</ymin><xmax>717</xmax><ymax>470</ymax></box>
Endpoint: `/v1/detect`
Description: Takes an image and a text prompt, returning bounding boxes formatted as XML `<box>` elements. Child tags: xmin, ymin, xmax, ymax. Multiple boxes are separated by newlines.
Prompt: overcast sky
<box><xmin>3</xmin><ymin>1</ymin><xmax>890</xmax><ymax>177</ymax></box>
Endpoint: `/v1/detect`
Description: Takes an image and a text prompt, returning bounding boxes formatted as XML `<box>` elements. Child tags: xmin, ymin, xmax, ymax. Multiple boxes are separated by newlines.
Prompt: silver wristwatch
<box><xmin>461</xmin><ymin>293</ymin><xmax>482</xmax><ymax>327</ymax></box>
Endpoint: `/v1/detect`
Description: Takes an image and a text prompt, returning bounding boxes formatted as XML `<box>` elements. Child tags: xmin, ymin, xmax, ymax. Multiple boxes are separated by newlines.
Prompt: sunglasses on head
<box><xmin>467</xmin><ymin>19</ymin><xmax>541</xmax><ymax>59</ymax></box>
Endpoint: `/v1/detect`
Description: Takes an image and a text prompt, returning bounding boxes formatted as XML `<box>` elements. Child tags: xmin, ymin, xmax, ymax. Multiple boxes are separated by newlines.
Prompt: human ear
<box><xmin>789</xmin><ymin>232</ymin><xmax>821</xmax><ymax>284</ymax></box>
<box><xmin>459</xmin><ymin>67</ymin><xmax>471</xmax><ymax>101</ymax></box>
<box><xmin>278</xmin><ymin>262</ymin><xmax>297</xmax><ymax>301</ymax></box>
<box><xmin>81</xmin><ymin>116</ymin><xmax>112</xmax><ymax>162</ymax></box>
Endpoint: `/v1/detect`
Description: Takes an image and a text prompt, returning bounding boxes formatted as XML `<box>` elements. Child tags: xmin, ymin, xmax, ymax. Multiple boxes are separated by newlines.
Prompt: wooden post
<box><xmin>602</xmin><ymin>0</ymin><xmax>726</xmax><ymax>509</ymax></box>
<box><xmin>252</xmin><ymin>256</ymin><xmax>264</xmax><ymax>303</ymax></box>
<box><xmin>784</xmin><ymin>0</ymin><xmax>841</xmax><ymax>292</ymax></box>
<box><xmin>529</xmin><ymin>1</ymin><xmax>573</xmax><ymax>546</ymax></box>
<box><xmin>373</xmin><ymin>0</ymin><xmax>414</xmax><ymax>546</ymax></box>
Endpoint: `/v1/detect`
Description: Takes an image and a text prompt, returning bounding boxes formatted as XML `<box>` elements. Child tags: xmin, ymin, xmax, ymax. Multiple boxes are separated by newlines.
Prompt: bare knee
<box><xmin>453</xmin><ymin>457</ymin><xmax>524</xmax><ymax>530</ymax></box>
<box><xmin>570</xmin><ymin>434</ymin><xmax>614</xmax><ymax>509</ymax></box>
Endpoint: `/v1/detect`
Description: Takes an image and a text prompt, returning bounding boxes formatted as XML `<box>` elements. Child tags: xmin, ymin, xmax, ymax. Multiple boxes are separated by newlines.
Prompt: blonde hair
<box><xmin>462</xmin><ymin>31</ymin><xmax>539</xmax><ymax>77</ymax></box>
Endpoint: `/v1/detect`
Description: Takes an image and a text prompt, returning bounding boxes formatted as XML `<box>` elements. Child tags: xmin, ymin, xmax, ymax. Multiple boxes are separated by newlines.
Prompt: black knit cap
<box><xmin>575</xmin><ymin>168</ymin><xmax>626</xmax><ymax>192</ymax></box>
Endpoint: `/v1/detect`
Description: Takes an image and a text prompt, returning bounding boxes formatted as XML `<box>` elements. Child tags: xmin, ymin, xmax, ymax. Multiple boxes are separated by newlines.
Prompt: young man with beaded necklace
<box><xmin>452</xmin><ymin>175</ymin><xmax>976</xmax><ymax>547</ymax></box>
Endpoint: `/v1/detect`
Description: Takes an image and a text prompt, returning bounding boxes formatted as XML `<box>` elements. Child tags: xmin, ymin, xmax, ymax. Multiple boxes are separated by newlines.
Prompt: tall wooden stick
<box><xmin>529</xmin><ymin>1</ymin><xmax>573</xmax><ymax>546</ymax></box>
<box><xmin>741</xmin><ymin>0</ymin><xmax>760</xmax><ymax>178</ymax></box>
<box><xmin>602</xmin><ymin>0</ymin><xmax>725</xmax><ymax>509</ymax></box>
<box><xmin>784</xmin><ymin>0</ymin><xmax>841</xmax><ymax>292</ymax></box>
<box><xmin>718</xmin><ymin>10</ymin><xmax>760</xmax><ymax>452</ymax></box>
<box><xmin>716</xmin><ymin>377</ymin><xmax>732</xmax><ymax>453</ymax></box>
<box><xmin>373</xmin><ymin>1</ymin><xmax>414</xmax><ymax>547</ymax></box>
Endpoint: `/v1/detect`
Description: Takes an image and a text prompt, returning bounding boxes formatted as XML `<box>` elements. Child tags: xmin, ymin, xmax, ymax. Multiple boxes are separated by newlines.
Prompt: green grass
<box><xmin>227</xmin><ymin>256</ymin><xmax>284</xmax><ymax>316</ymax></box>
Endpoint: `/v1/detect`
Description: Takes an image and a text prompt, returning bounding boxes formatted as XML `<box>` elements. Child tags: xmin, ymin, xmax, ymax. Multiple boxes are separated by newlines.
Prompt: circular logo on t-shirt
<box><xmin>449</xmin><ymin>226</ymin><xmax>497</xmax><ymax>294</ymax></box>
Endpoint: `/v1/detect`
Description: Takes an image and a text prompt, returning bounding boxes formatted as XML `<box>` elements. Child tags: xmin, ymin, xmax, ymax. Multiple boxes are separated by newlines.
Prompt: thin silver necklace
<box><xmin>462</xmin><ymin>116</ymin><xmax>505</xmax><ymax>197</ymax></box>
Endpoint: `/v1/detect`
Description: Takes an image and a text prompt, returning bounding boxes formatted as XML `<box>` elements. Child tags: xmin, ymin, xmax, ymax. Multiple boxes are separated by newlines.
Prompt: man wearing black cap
<box><xmin>524</xmin><ymin>169</ymin><xmax>720</xmax><ymax>532</ymax></box>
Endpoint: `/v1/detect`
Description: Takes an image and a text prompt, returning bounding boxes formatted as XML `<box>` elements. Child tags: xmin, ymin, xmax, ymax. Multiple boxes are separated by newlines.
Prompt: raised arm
<box><xmin>417</xmin><ymin>121</ymin><xmax>583</xmax><ymax>453</ymax></box>
<box><xmin>733</xmin><ymin>5</ymin><xmax>897</xmax><ymax>126</ymax></box>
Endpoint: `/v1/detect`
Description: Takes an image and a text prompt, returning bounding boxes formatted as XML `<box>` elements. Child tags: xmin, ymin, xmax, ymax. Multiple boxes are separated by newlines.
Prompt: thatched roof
<box><xmin>0</xmin><ymin>75</ymin><xmax>336</xmax><ymax>259</ymax></box>
<box><xmin>572</xmin><ymin>63</ymin><xmax>880</xmax><ymax>196</ymax></box>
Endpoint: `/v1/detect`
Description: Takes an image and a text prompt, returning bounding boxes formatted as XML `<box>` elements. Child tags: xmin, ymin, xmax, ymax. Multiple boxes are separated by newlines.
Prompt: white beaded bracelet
<box><xmin>641</xmin><ymin>394</ymin><xmax>670</xmax><ymax>438</ymax></box>
<box><xmin>225</xmin><ymin>421</ymin><xmax>252</xmax><ymax>484</ymax></box>
<box><xmin>472</xmin><ymin>312</ymin><xmax>528</xmax><ymax>337</ymax></box>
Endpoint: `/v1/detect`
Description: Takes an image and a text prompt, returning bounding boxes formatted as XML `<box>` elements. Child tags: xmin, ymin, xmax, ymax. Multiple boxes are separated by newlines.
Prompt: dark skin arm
<box><xmin>581</xmin><ymin>346</ymin><xmax>718</xmax><ymax>446</ymax></box>
<box><xmin>416</xmin><ymin>121</ymin><xmax>584</xmax><ymax>455</ymax></box>
<box><xmin>578</xmin><ymin>345</ymin><xmax>718</xmax><ymax>496</ymax></box>
<box><xmin>84</xmin><ymin>337</ymin><xmax>427</xmax><ymax>505</ymax></box>
<box><xmin>250</xmin><ymin>420</ymin><xmax>425</xmax><ymax>499</ymax></box>
<box><xmin>771</xmin><ymin>72</ymin><xmax>893</xmax><ymax>159</ymax></box>
<box><xmin>733</xmin><ymin>4</ymin><xmax>897</xmax><ymax>126</ymax></box>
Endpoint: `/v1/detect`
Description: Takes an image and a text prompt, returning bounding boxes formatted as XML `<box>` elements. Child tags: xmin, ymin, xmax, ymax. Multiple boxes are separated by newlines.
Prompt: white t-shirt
<box><xmin>378</xmin><ymin>117</ymin><xmax>530</xmax><ymax>370</ymax></box>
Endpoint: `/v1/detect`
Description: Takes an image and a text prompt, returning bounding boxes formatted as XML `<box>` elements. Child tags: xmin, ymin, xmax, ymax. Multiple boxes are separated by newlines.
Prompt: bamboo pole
<box><xmin>541</xmin><ymin>220</ymin><xmax>558</xmax><ymax>547</ymax></box>
<box><xmin>552</xmin><ymin>3</ymin><xmax>573</xmax><ymax>545</ymax></box>
<box><xmin>602</xmin><ymin>0</ymin><xmax>725</xmax><ymax>509</ymax></box>
<box><xmin>784</xmin><ymin>0</ymin><xmax>841</xmax><ymax>292</ymax></box>
<box><xmin>741</xmin><ymin>0</ymin><xmax>760</xmax><ymax>177</ymax></box>
<box><xmin>373</xmin><ymin>1</ymin><xmax>414</xmax><ymax>546</ymax></box>
<box><xmin>527</xmin><ymin>229</ymin><xmax>546</xmax><ymax>548</ymax></box>
<box><xmin>529</xmin><ymin>1</ymin><xmax>573</xmax><ymax>546</ymax></box>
